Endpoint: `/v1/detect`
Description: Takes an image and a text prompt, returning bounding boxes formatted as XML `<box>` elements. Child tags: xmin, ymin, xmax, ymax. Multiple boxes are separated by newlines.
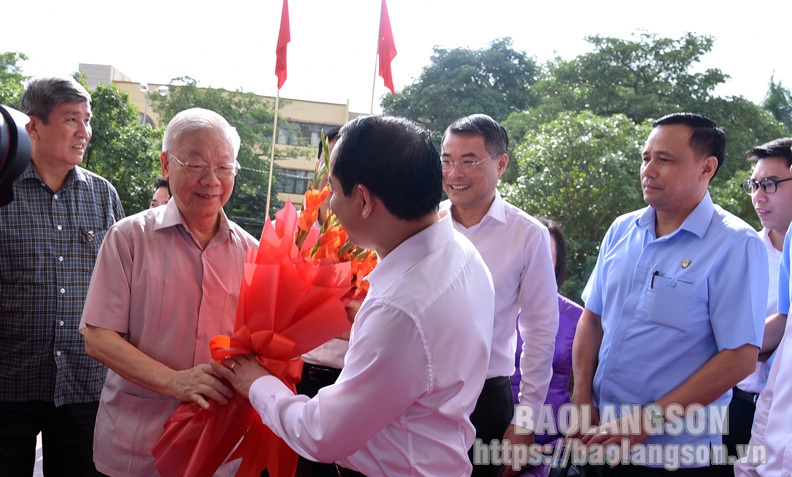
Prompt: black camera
<box><xmin>0</xmin><ymin>104</ymin><xmax>32</xmax><ymax>207</ymax></box>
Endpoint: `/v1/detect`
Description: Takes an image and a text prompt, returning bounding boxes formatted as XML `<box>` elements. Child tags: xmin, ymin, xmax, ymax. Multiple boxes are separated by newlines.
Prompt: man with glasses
<box><xmin>440</xmin><ymin>114</ymin><xmax>559</xmax><ymax>476</ymax></box>
<box><xmin>727</xmin><ymin>138</ymin><xmax>792</xmax><ymax>457</ymax></box>
<box><xmin>574</xmin><ymin>113</ymin><xmax>767</xmax><ymax>475</ymax></box>
<box><xmin>79</xmin><ymin>108</ymin><xmax>257</xmax><ymax>476</ymax></box>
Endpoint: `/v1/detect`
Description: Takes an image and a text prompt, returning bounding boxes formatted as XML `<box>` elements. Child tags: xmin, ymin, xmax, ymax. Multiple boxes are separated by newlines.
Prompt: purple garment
<box><xmin>511</xmin><ymin>294</ymin><xmax>582</xmax><ymax>445</ymax></box>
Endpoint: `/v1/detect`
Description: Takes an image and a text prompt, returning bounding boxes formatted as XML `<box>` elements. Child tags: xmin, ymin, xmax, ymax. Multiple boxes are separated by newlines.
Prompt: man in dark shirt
<box><xmin>0</xmin><ymin>77</ymin><xmax>124</xmax><ymax>476</ymax></box>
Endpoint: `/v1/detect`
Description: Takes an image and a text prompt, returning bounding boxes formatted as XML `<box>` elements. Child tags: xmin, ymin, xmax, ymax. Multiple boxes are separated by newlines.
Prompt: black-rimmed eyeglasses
<box><xmin>740</xmin><ymin>177</ymin><xmax>792</xmax><ymax>195</ymax></box>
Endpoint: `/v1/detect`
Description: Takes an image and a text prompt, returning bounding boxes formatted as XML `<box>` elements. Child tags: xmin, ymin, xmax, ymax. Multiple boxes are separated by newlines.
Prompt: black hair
<box><xmin>333</xmin><ymin>115</ymin><xmax>441</xmax><ymax>221</ymax></box>
<box><xmin>653</xmin><ymin>112</ymin><xmax>726</xmax><ymax>178</ymax></box>
<box><xmin>442</xmin><ymin>114</ymin><xmax>508</xmax><ymax>156</ymax></box>
<box><xmin>318</xmin><ymin>127</ymin><xmax>341</xmax><ymax>160</ymax></box>
<box><xmin>537</xmin><ymin>217</ymin><xmax>568</xmax><ymax>288</ymax></box>
<box><xmin>153</xmin><ymin>176</ymin><xmax>170</xmax><ymax>196</ymax></box>
<box><xmin>746</xmin><ymin>137</ymin><xmax>792</xmax><ymax>168</ymax></box>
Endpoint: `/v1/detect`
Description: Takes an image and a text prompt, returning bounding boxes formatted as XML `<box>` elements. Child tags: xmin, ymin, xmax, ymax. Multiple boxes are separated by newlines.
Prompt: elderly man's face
<box><xmin>161</xmin><ymin>128</ymin><xmax>236</xmax><ymax>226</ymax></box>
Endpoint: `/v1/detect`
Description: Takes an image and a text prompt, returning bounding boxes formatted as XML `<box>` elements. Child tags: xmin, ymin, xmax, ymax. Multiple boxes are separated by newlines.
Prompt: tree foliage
<box><xmin>82</xmin><ymin>83</ymin><xmax>163</xmax><ymax>214</ymax></box>
<box><xmin>382</xmin><ymin>38</ymin><xmax>539</xmax><ymax>140</ymax></box>
<box><xmin>762</xmin><ymin>75</ymin><xmax>792</xmax><ymax>131</ymax></box>
<box><xmin>0</xmin><ymin>52</ymin><xmax>28</xmax><ymax>108</ymax></box>
<box><xmin>151</xmin><ymin>78</ymin><xmax>302</xmax><ymax>235</ymax></box>
<box><xmin>501</xmin><ymin>32</ymin><xmax>789</xmax><ymax>298</ymax></box>
<box><xmin>501</xmin><ymin>112</ymin><xmax>650</xmax><ymax>301</ymax></box>
<box><xmin>532</xmin><ymin>32</ymin><xmax>728</xmax><ymax>124</ymax></box>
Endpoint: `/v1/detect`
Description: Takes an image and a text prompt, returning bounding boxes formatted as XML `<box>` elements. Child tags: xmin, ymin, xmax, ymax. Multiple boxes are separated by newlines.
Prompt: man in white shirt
<box><xmin>213</xmin><ymin>115</ymin><xmax>495</xmax><ymax>476</ymax></box>
<box><xmin>734</xmin><ymin>138</ymin><xmax>792</xmax><ymax>477</ymax></box>
<box><xmin>439</xmin><ymin>114</ymin><xmax>559</xmax><ymax>476</ymax></box>
<box><xmin>725</xmin><ymin>138</ymin><xmax>792</xmax><ymax>457</ymax></box>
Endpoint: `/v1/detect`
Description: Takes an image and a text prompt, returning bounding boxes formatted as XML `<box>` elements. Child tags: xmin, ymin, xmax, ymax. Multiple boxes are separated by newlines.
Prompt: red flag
<box><xmin>377</xmin><ymin>0</ymin><xmax>397</xmax><ymax>94</ymax></box>
<box><xmin>275</xmin><ymin>0</ymin><xmax>290</xmax><ymax>89</ymax></box>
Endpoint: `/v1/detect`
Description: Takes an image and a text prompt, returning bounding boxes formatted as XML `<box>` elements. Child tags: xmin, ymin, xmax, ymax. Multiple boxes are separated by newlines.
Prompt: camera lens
<box><xmin>0</xmin><ymin>104</ymin><xmax>32</xmax><ymax>207</ymax></box>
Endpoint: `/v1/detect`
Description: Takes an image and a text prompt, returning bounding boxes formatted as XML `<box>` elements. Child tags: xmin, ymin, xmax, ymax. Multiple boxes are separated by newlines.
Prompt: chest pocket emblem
<box><xmin>681</xmin><ymin>258</ymin><xmax>692</xmax><ymax>269</ymax></box>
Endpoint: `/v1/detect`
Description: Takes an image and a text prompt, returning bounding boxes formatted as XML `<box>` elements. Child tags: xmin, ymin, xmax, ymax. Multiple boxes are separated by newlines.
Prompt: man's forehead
<box><xmin>54</xmin><ymin>101</ymin><xmax>91</xmax><ymax>115</ymax></box>
<box><xmin>442</xmin><ymin>132</ymin><xmax>485</xmax><ymax>152</ymax></box>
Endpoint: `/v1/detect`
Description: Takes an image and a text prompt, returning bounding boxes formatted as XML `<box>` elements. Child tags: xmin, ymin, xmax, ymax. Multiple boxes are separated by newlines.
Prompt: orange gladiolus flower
<box><xmin>351</xmin><ymin>250</ymin><xmax>377</xmax><ymax>297</ymax></box>
<box><xmin>298</xmin><ymin>186</ymin><xmax>330</xmax><ymax>232</ymax></box>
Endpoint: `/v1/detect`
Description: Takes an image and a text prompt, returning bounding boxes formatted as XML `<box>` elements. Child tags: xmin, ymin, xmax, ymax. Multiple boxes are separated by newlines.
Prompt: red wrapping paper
<box><xmin>152</xmin><ymin>201</ymin><xmax>354</xmax><ymax>477</ymax></box>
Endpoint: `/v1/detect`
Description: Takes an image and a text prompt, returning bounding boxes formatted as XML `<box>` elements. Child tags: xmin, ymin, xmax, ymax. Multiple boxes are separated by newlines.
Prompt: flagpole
<box><xmin>370</xmin><ymin>50</ymin><xmax>379</xmax><ymax>115</ymax></box>
<box><xmin>265</xmin><ymin>90</ymin><xmax>280</xmax><ymax>216</ymax></box>
<box><xmin>268</xmin><ymin>0</ymin><xmax>289</xmax><ymax>217</ymax></box>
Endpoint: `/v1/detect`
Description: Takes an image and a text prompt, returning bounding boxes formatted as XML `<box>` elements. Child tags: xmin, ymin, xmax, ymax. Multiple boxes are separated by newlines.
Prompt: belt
<box><xmin>733</xmin><ymin>386</ymin><xmax>758</xmax><ymax>404</ymax></box>
<box><xmin>335</xmin><ymin>465</ymin><xmax>366</xmax><ymax>477</ymax></box>
<box><xmin>482</xmin><ymin>375</ymin><xmax>511</xmax><ymax>390</ymax></box>
<box><xmin>303</xmin><ymin>362</ymin><xmax>342</xmax><ymax>384</ymax></box>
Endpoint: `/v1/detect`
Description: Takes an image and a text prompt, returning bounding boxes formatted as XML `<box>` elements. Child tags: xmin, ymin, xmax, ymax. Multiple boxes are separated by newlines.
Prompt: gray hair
<box><xmin>162</xmin><ymin>108</ymin><xmax>241</xmax><ymax>158</ymax></box>
<box><xmin>19</xmin><ymin>77</ymin><xmax>91</xmax><ymax>123</ymax></box>
<box><xmin>442</xmin><ymin>114</ymin><xmax>509</xmax><ymax>156</ymax></box>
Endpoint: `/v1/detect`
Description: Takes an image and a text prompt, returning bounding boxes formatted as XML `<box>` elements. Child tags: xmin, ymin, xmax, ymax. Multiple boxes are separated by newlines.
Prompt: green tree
<box><xmin>532</xmin><ymin>32</ymin><xmax>728</xmax><ymax>124</ymax></box>
<box><xmin>82</xmin><ymin>83</ymin><xmax>163</xmax><ymax>213</ymax></box>
<box><xmin>704</xmin><ymin>95</ymin><xmax>789</xmax><ymax>228</ymax></box>
<box><xmin>152</xmin><ymin>78</ymin><xmax>301</xmax><ymax>235</ymax></box>
<box><xmin>0</xmin><ymin>52</ymin><xmax>28</xmax><ymax>108</ymax></box>
<box><xmin>382</xmin><ymin>38</ymin><xmax>539</xmax><ymax>140</ymax></box>
<box><xmin>501</xmin><ymin>112</ymin><xmax>651</xmax><ymax>302</ymax></box>
<box><xmin>762</xmin><ymin>75</ymin><xmax>792</xmax><ymax>132</ymax></box>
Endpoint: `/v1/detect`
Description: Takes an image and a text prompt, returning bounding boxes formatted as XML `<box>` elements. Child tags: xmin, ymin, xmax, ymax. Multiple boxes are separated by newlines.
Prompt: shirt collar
<box><xmin>483</xmin><ymin>191</ymin><xmax>507</xmax><ymax>224</ymax></box>
<box><xmin>154</xmin><ymin>199</ymin><xmax>236</xmax><ymax>246</ymax></box>
<box><xmin>20</xmin><ymin>162</ymin><xmax>87</xmax><ymax>190</ymax></box>
<box><xmin>366</xmin><ymin>214</ymin><xmax>452</xmax><ymax>292</ymax></box>
<box><xmin>637</xmin><ymin>191</ymin><xmax>714</xmax><ymax>239</ymax></box>
<box><xmin>442</xmin><ymin>191</ymin><xmax>507</xmax><ymax>227</ymax></box>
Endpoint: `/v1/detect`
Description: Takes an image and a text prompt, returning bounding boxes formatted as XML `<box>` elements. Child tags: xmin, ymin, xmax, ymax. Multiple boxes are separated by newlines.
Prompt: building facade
<box><xmin>79</xmin><ymin>63</ymin><xmax>361</xmax><ymax>206</ymax></box>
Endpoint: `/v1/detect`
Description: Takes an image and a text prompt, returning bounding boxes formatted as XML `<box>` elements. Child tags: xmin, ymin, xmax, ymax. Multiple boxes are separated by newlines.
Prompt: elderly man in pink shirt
<box><xmin>80</xmin><ymin>108</ymin><xmax>258</xmax><ymax>476</ymax></box>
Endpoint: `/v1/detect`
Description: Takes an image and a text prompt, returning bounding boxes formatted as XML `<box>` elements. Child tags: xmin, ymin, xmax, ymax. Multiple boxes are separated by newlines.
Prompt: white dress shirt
<box><xmin>441</xmin><ymin>193</ymin><xmax>559</xmax><ymax>418</ymax></box>
<box><xmin>248</xmin><ymin>214</ymin><xmax>494</xmax><ymax>476</ymax></box>
<box><xmin>737</xmin><ymin>228</ymin><xmax>781</xmax><ymax>393</ymax></box>
<box><xmin>734</xmin><ymin>312</ymin><xmax>792</xmax><ymax>476</ymax></box>
<box><xmin>735</xmin><ymin>224</ymin><xmax>792</xmax><ymax>476</ymax></box>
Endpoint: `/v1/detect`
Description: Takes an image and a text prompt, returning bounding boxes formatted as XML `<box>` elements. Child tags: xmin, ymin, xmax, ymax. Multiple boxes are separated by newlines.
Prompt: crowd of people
<box><xmin>1</xmin><ymin>75</ymin><xmax>792</xmax><ymax>477</ymax></box>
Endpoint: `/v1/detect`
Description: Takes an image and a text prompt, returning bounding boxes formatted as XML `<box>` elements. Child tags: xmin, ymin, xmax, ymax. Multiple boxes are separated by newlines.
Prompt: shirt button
<box><xmin>55</xmin><ymin>351</ymin><xmax>61</xmax><ymax>357</ymax></box>
<box><xmin>59</xmin><ymin>288</ymin><xmax>65</xmax><ymax>294</ymax></box>
<box><xmin>53</xmin><ymin>194</ymin><xmax>59</xmax><ymax>200</ymax></box>
<box><xmin>56</xmin><ymin>225</ymin><xmax>62</xmax><ymax>231</ymax></box>
<box><xmin>58</xmin><ymin>256</ymin><xmax>64</xmax><ymax>262</ymax></box>
<box><xmin>59</xmin><ymin>321</ymin><xmax>64</xmax><ymax>326</ymax></box>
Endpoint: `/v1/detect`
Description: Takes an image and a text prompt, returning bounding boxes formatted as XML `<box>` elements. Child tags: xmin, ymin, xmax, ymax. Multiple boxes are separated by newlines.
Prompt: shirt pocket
<box><xmin>647</xmin><ymin>274</ymin><xmax>702</xmax><ymax>331</ymax></box>
<box><xmin>73</xmin><ymin>228</ymin><xmax>108</xmax><ymax>275</ymax></box>
<box><xmin>111</xmin><ymin>390</ymin><xmax>176</xmax><ymax>455</ymax></box>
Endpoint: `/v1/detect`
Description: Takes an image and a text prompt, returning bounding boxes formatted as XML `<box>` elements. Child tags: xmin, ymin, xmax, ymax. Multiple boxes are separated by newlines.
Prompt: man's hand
<box><xmin>337</xmin><ymin>300</ymin><xmax>362</xmax><ymax>340</ymax></box>
<box><xmin>578</xmin><ymin>406</ymin><xmax>652</xmax><ymax>468</ymax></box>
<box><xmin>167</xmin><ymin>363</ymin><xmax>235</xmax><ymax>410</ymax></box>
<box><xmin>569</xmin><ymin>396</ymin><xmax>600</xmax><ymax>439</ymax></box>
<box><xmin>210</xmin><ymin>354</ymin><xmax>271</xmax><ymax>399</ymax></box>
<box><xmin>502</xmin><ymin>424</ymin><xmax>535</xmax><ymax>477</ymax></box>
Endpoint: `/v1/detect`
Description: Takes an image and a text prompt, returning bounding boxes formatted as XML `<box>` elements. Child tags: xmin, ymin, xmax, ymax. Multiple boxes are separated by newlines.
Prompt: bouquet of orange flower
<box><xmin>152</xmin><ymin>133</ymin><xmax>376</xmax><ymax>477</ymax></box>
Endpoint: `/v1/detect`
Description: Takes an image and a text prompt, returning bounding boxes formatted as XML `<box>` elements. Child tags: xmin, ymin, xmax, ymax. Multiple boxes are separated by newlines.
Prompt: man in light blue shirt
<box><xmin>572</xmin><ymin>113</ymin><xmax>767</xmax><ymax>475</ymax></box>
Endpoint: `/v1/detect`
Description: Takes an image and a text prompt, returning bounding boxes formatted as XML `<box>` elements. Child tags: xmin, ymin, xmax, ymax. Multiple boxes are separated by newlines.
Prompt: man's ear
<box><xmin>160</xmin><ymin>151</ymin><xmax>171</xmax><ymax>180</ymax></box>
<box><xmin>496</xmin><ymin>153</ymin><xmax>509</xmax><ymax>178</ymax></box>
<box><xmin>25</xmin><ymin>116</ymin><xmax>42</xmax><ymax>142</ymax></box>
<box><xmin>358</xmin><ymin>184</ymin><xmax>374</xmax><ymax>219</ymax></box>
<box><xmin>701</xmin><ymin>155</ymin><xmax>718</xmax><ymax>182</ymax></box>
